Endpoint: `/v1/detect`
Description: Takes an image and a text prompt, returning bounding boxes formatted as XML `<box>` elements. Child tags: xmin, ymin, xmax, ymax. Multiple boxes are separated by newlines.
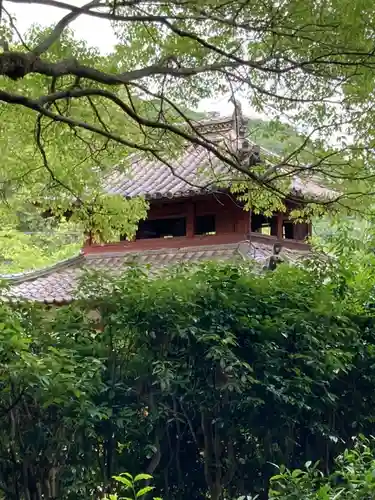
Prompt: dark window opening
<box><xmin>136</xmin><ymin>217</ymin><xmax>186</xmax><ymax>239</ymax></box>
<box><xmin>251</xmin><ymin>214</ymin><xmax>272</xmax><ymax>236</ymax></box>
<box><xmin>195</xmin><ymin>215</ymin><xmax>216</xmax><ymax>235</ymax></box>
<box><xmin>283</xmin><ymin>222</ymin><xmax>294</xmax><ymax>240</ymax></box>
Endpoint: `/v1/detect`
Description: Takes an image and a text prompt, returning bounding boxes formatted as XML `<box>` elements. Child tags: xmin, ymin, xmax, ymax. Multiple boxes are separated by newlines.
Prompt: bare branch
<box><xmin>2</xmin><ymin>7</ymin><xmax>31</xmax><ymax>50</ymax></box>
<box><xmin>0</xmin><ymin>50</ymin><xmax>239</xmax><ymax>82</ymax></box>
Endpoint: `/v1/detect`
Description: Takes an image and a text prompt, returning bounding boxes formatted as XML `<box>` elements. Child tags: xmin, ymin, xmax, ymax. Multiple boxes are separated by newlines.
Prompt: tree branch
<box><xmin>32</xmin><ymin>0</ymin><xmax>101</xmax><ymax>56</ymax></box>
<box><xmin>37</xmin><ymin>86</ymin><xmax>281</xmax><ymax>187</ymax></box>
<box><xmin>0</xmin><ymin>89</ymin><xmax>157</xmax><ymax>152</ymax></box>
<box><xmin>0</xmin><ymin>50</ymin><xmax>239</xmax><ymax>82</ymax></box>
<box><xmin>34</xmin><ymin>112</ymin><xmax>83</xmax><ymax>202</ymax></box>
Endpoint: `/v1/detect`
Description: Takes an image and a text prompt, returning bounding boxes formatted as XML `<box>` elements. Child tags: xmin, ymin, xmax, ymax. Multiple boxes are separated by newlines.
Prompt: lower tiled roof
<box><xmin>2</xmin><ymin>241</ymin><xmax>309</xmax><ymax>304</ymax></box>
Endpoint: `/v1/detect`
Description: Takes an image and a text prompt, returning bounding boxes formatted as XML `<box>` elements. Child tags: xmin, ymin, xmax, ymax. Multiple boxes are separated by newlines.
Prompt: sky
<box><xmin>4</xmin><ymin>0</ymin><xmax>258</xmax><ymax>117</ymax></box>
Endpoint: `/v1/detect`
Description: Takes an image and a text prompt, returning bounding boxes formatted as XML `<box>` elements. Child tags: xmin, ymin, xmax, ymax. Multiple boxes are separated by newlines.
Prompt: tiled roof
<box><xmin>2</xmin><ymin>241</ymin><xmax>309</xmax><ymax>304</ymax></box>
<box><xmin>2</xmin><ymin>255</ymin><xmax>85</xmax><ymax>304</ymax></box>
<box><xmin>103</xmin><ymin>144</ymin><xmax>225</xmax><ymax>199</ymax></box>
<box><xmin>103</xmin><ymin>115</ymin><xmax>246</xmax><ymax>200</ymax></box>
<box><xmin>103</xmin><ymin>115</ymin><xmax>334</xmax><ymax>201</ymax></box>
<box><xmin>291</xmin><ymin>175</ymin><xmax>335</xmax><ymax>200</ymax></box>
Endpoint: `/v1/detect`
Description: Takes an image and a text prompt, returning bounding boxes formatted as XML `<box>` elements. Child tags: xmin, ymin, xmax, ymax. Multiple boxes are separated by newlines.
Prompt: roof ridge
<box><xmin>1</xmin><ymin>254</ymin><xmax>85</xmax><ymax>284</ymax></box>
<box><xmin>84</xmin><ymin>242</ymin><xmax>243</xmax><ymax>260</ymax></box>
<box><xmin>5</xmin><ymin>240</ymin><xmax>311</xmax><ymax>304</ymax></box>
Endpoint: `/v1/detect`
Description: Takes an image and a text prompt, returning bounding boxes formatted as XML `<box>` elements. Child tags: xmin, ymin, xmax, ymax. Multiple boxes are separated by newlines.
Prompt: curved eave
<box><xmin>0</xmin><ymin>254</ymin><xmax>85</xmax><ymax>284</ymax></box>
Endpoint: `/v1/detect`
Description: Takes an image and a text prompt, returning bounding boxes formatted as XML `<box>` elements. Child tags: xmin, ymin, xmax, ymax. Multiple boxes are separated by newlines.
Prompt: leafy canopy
<box><xmin>0</xmin><ymin>0</ymin><xmax>374</xmax><ymax>234</ymax></box>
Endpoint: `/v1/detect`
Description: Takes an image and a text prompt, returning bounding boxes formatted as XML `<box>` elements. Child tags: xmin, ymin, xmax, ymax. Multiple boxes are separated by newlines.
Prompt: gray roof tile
<box><xmin>3</xmin><ymin>241</ymin><xmax>309</xmax><ymax>304</ymax></box>
<box><xmin>103</xmin><ymin>116</ymin><xmax>335</xmax><ymax>201</ymax></box>
<box><xmin>103</xmin><ymin>144</ymin><xmax>227</xmax><ymax>199</ymax></box>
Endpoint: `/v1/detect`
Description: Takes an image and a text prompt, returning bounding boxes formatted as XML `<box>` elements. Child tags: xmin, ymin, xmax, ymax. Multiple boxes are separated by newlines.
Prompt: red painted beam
<box><xmin>83</xmin><ymin>232</ymin><xmax>310</xmax><ymax>255</ymax></box>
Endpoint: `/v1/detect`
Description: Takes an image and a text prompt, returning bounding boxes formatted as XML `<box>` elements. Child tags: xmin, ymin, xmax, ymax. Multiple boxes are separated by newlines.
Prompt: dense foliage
<box><xmin>1</xmin><ymin>0</ymin><xmax>375</xmax><ymax>228</ymax></box>
<box><xmin>0</xmin><ymin>209</ymin><xmax>82</xmax><ymax>273</ymax></box>
<box><xmin>0</xmin><ymin>256</ymin><xmax>375</xmax><ymax>499</ymax></box>
<box><xmin>106</xmin><ymin>438</ymin><xmax>375</xmax><ymax>500</ymax></box>
<box><xmin>270</xmin><ymin>436</ymin><xmax>375</xmax><ymax>499</ymax></box>
<box><xmin>2</xmin><ymin>2</ymin><xmax>375</xmax><ymax>498</ymax></box>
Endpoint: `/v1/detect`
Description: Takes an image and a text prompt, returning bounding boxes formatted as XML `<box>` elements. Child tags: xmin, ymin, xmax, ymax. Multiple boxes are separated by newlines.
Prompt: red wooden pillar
<box><xmin>247</xmin><ymin>210</ymin><xmax>252</xmax><ymax>236</ymax></box>
<box><xmin>186</xmin><ymin>202</ymin><xmax>195</xmax><ymax>238</ymax></box>
<box><xmin>239</xmin><ymin>210</ymin><xmax>251</xmax><ymax>238</ymax></box>
<box><xmin>294</xmin><ymin>222</ymin><xmax>309</xmax><ymax>241</ymax></box>
<box><xmin>270</xmin><ymin>215</ymin><xmax>278</xmax><ymax>237</ymax></box>
<box><xmin>234</xmin><ymin>207</ymin><xmax>248</xmax><ymax>235</ymax></box>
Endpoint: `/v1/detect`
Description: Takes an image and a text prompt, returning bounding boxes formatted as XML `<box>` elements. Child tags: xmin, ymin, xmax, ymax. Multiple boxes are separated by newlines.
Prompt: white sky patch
<box><xmin>5</xmin><ymin>0</ymin><xmax>117</xmax><ymax>52</ymax></box>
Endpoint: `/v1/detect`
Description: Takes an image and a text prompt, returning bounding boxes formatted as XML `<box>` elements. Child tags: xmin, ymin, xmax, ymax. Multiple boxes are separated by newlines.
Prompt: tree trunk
<box><xmin>209</xmin><ymin>481</ymin><xmax>222</xmax><ymax>500</ymax></box>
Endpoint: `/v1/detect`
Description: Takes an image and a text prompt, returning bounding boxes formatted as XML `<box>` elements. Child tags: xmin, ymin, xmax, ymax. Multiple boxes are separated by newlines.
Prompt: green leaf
<box><xmin>121</xmin><ymin>473</ymin><xmax>134</xmax><ymax>479</ymax></box>
<box><xmin>136</xmin><ymin>486</ymin><xmax>155</xmax><ymax>497</ymax></box>
<box><xmin>112</xmin><ymin>476</ymin><xmax>132</xmax><ymax>488</ymax></box>
<box><xmin>134</xmin><ymin>474</ymin><xmax>153</xmax><ymax>482</ymax></box>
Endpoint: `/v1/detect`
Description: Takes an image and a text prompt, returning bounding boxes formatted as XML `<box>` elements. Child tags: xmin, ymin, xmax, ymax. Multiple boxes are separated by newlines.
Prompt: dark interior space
<box><xmin>283</xmin><ymin>221</ymin><xmax>294</xmax><ymax>239</ymax></box>
<box><xmin>251</xmin><ymin>214</ymin><xmax>274</xmax><ymax>236</ymax></box>
<box><xmin>195</xmin><ymin>214</ymin><xmax>216</xmax><ymax>235</ymax></box>
<box><xmin>135</xmin><ymin>217</ymin><xmax>187</xmax><ymax>239</ymax></box>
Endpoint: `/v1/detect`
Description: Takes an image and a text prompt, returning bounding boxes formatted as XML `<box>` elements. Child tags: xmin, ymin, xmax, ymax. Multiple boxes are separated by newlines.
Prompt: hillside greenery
<box><xmin>0</xmin><ymin>208</ymin><xmax>83</xmax><ymax>274</ymax></box>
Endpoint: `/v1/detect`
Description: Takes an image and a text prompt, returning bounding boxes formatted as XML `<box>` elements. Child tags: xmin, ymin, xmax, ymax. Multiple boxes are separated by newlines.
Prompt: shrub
<box><xmin>1</xmin><ymin>262</ymin><xmax>375</xmax><ymax>499</ymax></box>
<box><xmin>270</xmin><ymin>436</ymin><xmax>375</xmax><ymax>499</ymax></box>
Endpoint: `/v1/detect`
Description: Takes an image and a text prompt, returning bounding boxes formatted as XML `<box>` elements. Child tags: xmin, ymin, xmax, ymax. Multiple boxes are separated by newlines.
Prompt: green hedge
<box><xmin>0</xmin><ymin>262</ymin><xmax>374</xmax><ymax>499</ymax></box>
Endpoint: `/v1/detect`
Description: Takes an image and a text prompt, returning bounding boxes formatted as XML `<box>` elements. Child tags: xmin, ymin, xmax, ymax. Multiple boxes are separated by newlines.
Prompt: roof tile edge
<box><xmin>0</xmin><ymin>254</ymin><xmax>85</xmax><ymax>284</ymax></box>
